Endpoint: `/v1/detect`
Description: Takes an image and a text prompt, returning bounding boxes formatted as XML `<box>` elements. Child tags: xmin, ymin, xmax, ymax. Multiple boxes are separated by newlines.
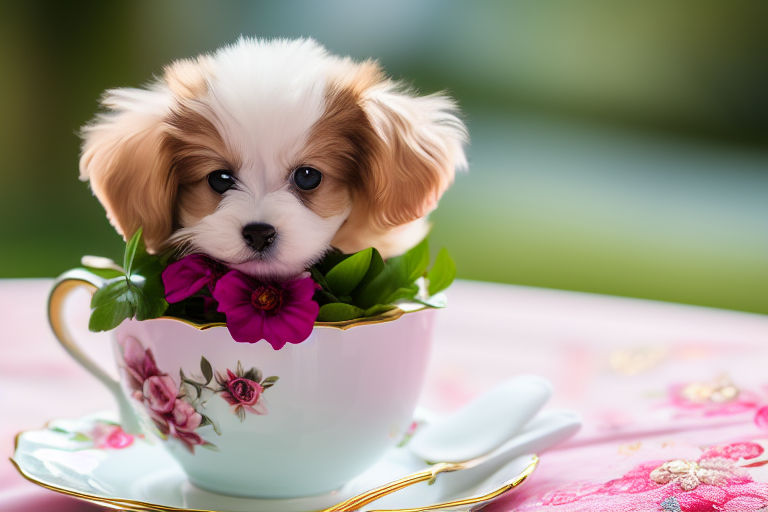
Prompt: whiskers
<box><xmin>166</xmin><ymin>230</ymin><xmax>198</xmax><ymax>259</ymax></box>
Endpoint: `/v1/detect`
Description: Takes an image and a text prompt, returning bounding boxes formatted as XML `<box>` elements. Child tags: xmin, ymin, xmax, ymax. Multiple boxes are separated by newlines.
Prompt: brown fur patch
<box><xmin>328</xmin><ymin>62</ymin><xmax>463</xmax><ymax>253</ymax></box>
<box><xmin>164</xmin><ymin>102</ymin><xmax>240</xmax><ymax>226</ymax></box>
<box><xmin>296</xmin><ymin>77</ymin><xmax>380</xmax><ymax>218</ymax></box>
<box><xmin>80</xmin><ymin>104</ymin><xmax>177</xmax><ymax>251</ymax></box>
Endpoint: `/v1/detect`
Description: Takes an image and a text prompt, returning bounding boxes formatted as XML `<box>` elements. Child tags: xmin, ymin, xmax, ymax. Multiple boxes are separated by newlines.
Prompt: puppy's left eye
<box><xmin>208</xmin><ymin>170</ymin><xmax>236</xmax><ymax>194</ymax></box>
<box><xmin>292</xmin><ymin>166</ymin><xmax>322</xmax><ymax>191</ymax></box>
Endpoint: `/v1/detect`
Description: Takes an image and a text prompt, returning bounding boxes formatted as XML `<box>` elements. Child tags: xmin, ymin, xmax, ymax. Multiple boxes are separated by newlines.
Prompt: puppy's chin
<box><xmin>228</xmin><ymin>257</ymin><xmax>309</xmax><ymax>281</ymax></box>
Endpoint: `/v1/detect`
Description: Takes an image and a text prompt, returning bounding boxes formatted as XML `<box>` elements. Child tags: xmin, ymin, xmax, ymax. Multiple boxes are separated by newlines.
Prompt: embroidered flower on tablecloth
<box><xmin>649</xmin><ymin>458</ymin><xmax>737</xmax><ymax>491</ymax></box>
<box><xmin>532</xmin><ymin>442</ymin><xmax>768</xmax><ymax>512</ymax></box>
<box><xmin>668</xmin><ymin>374</ymin><xmax>761</xmax><ymax>417</ymax></box>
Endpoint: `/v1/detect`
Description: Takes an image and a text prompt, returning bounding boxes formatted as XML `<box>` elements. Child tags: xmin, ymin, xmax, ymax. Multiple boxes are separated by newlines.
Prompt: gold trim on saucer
<box><xmin>368</xmin><ymin>455</ymin><xmax>538</xmax><ymax>512</ymax></box>
<box><xmin>11</xmin><ymin>424</ymin><xmax>538</xmax><ymax>512</ymax></box>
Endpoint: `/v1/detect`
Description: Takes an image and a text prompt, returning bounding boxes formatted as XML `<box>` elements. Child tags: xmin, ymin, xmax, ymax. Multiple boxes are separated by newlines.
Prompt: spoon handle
<box><xmin>322</xmin><ymin>462</ymin><xmax>464</xmax><ymax>512</ymax></box>
<box><xmin>367</xmin><ymin>456</ymin><xmax>539</xmax><ymax>512</ymax></box>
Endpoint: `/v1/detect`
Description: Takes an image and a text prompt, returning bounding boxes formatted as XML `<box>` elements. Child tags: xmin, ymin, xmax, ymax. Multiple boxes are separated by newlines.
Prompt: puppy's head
<box><xmin>80</xmin><ymin>38</ymin><xmax>467</xmax><ymax>279</ymax></box>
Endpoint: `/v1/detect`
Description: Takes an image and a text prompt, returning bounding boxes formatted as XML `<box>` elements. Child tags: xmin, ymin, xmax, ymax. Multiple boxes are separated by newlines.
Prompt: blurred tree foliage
<box><xmin>0</xmin><ymin>1</ymin><xmax>766</xmax><ymax>313</ymax></box>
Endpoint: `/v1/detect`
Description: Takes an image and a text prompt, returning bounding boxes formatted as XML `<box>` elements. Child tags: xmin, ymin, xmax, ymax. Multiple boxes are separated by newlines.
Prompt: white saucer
<box><xmin>12</xmin><ymin>411</ymin><xmax>537</xmax><ymax>512</ymax></box>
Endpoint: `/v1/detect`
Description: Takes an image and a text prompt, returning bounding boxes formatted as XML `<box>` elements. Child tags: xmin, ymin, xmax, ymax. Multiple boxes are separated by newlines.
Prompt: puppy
<box><xmin>80</xmin><ymin>37</ymin><xmax>467</xmax><ymax>279</ymax></box>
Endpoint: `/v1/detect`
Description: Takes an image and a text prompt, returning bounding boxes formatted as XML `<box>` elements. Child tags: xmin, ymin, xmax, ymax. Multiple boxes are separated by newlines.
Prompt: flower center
<box><xmin>232</xmin><ymin>379</ymin><xmax>255</xmax><ymax>401</ymax></box>
<box><xmin>251</xmin><ymin>285</ymin><xmax>283</xmax><ymax>312</ymax></box>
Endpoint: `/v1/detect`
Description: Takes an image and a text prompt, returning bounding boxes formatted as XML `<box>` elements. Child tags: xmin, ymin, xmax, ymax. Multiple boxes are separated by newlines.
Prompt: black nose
<box><xmin>242</xmin><ymin>223</ymin><xmax>277</xmax><ymax>252</ymax></box>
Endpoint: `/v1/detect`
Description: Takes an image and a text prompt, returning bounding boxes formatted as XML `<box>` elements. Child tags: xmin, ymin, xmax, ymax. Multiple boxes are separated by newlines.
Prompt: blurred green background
<box><xmin>1</xmin><ymin>1</ymin><xmax>766</xmax><ymax>313</ymax></box>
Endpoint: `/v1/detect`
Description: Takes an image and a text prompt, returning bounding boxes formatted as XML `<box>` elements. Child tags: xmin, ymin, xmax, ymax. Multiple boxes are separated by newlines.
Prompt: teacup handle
<box><xmin>48</xmin><ymin>269</ymin><xmax>142</xmax><ymax>434</ymax></box>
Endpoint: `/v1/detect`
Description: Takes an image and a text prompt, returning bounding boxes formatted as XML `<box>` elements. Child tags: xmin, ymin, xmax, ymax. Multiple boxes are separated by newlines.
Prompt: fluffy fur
<box><xmin>80</xmin><ymin>38</ymin><xmax>467</xmax><ymax>279</ymax></box>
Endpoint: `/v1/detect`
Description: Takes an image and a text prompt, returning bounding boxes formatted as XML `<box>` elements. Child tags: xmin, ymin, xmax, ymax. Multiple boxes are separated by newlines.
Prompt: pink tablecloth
<box><xmin>2</xmin><ymin>279</ymin><xmax>768</xmax><ymax>511</ymax></box>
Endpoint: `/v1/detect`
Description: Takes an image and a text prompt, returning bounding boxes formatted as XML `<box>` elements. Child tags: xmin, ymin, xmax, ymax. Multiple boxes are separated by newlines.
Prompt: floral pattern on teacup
<box><xmin>119</xmin><ymin>337</ymin><xmax>278</xmax><ymax>453</ymax></box>
<box><xmin>181</xmin><ymin>359</ymin><xmax>278</xmax><ymax>422</ymax></box>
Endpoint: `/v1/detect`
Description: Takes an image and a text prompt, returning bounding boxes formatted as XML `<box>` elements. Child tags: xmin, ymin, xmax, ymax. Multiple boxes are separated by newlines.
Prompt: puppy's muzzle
<box><xmin>242</xmin><ymin>223</ymin><xmax>277</xmax><ymax>252</ymax></box>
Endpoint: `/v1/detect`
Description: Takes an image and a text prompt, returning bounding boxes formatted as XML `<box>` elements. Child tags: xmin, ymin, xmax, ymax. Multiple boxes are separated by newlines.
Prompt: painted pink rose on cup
<box><xmin>121</xmin><ymin>337</ymin><xmax>160</xmax><ymax>396</ymax></box>
<box><xmin>214</xmin><ymin>363</ymin><xmax>277</xmax><ymax>421</ymax></box>
<box><xmin>220</xmin><ymin>369</ymin><xmax>266</xmax><ymax>416</ymax></box>
<box><xmin>151</xmin><ymin>399</ymin><xmax>205</xmax><ymax>453</ymax></box>
<box><xmin>143</xmin><ymin>375</ymin><xmax>178</xmax><ymax>414</ymax></box>
<box><xmin>119</xmin><ymin>338</ymin><xmax>279</xmax><ymax>453</ymax></box>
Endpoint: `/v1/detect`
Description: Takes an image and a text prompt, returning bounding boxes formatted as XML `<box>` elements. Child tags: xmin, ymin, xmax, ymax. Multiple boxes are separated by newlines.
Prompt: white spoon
<box><xmin>323</xmin><ymin>376</ymin><xmax>577</xmax><ymax>512</ymax></box>
<box><xmin>409</xmin><ymin>375</ymin><xmax>553</xmax><ymax>463</ymax></box>
<box><xmin>366</xmin><ymin>410</ymin><xmax>581</xmax><ymax>510</ymax></box>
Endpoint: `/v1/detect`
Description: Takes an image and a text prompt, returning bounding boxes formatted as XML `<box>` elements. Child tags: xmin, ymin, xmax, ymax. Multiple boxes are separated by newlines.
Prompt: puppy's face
<box><xmin>80</xmin><ymin>38</ymin><xmax>466</xmax><ymax>278</ymax></box>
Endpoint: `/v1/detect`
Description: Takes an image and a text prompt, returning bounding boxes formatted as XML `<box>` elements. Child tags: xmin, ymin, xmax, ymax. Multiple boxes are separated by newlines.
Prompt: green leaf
<box><xmin>200</xmin><ymin>357</ymin><xmax>213</xmax><ymax>384</ymax></box>
<box><xmin>315</xmin><ymin>248</ymin><xmax>348</xmax><ymax>274</ymax></box>
<box><xmin>133</xmin><ymin>281</ymin><xmax>168</xmax><ymax>321</ymax></box>
<box><xmin>123</xmin><ymin>228</ymin><xmax>144</xmax><ymax>276</ymax></box>
<box><xmin>363</xmin><ymin>304</ymin><xmax>396</xmax><ymax>317</ymax></box>
<box><xmin>88</xmin><ymin>228</ymin><xmax>169</xmax><ymax>331</ymax></box>
<box><xmin>88</xmin><ymin>279</ymin><xmax>138</xmax><ymax>331</ymax></box>
<box><xmin>89</xmin><ymin>298</ymin><xmax>135</xmax><ymax>331</ymax></box>
<box><xmin>71</xmin><ymin>432</ymin><xmax>90</xmax><ymax>443</ymax></box>
<box><xmin>355</xmin><ymin>238</ymin><xmax>429</xmax><ymax>309</ymax></box>
<box><xmin>325</xmin><ymin>247</ymin><xmax>372</xmax><ymax>296</ymax></box>
<box><xmin>317</xmin><ymin>302</ymin><xmax>366</xmax><ymax>322</ymax></box>
<box><xmin>309</xmin><ymin>266</ymin><xmax>331</xmax><ymax>291</ymax></box>
<box><xmin>81</xmin><ymin>266</ymin><xmax>124</xmax><ymax>279</ymax></box>
<box><xmin>244</xmin><ymin>367</ymin><xmax>262</xmax><ymax>383</ymax></box>
<box><xmin>427</xmin><ymin>248</ymin><xmax>457</xmax><ymax>296</ymax></box>
<box><xmin>262</xmin><ymin>376</ymin><xmax>279</xmax><ymax>386</ymax></box>
<box><xmin>414</xmin><ymin>294</ymin><xmax>448</xmax><ymax>309</ymax></box>
<box><xmin>389</xmin><ymin>237</ymin><xmax>430</xmax><ymax>284</ymax></box>
<box><xmin>384</xmin><ymin>284</ymin><xmax>419</xmax><ymax>304</ymax></box>
<box><xmin>90</xmin><ymin>277</ymin><xmax>130</xmax><ymax>308</ymax></box>
<box><xmin>357</xmin><ymin>248</ymin><xmax>385</xmax><ymax>291</ymax></box>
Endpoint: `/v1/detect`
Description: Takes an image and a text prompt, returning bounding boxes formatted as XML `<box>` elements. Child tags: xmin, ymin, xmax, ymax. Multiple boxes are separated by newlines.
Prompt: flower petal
<box><xmin>162</xmin><ymin>254</ymin><xmax>219</xmax><ymax>303</ymax></box>
<box><xmin>225</xmin><ymin>305</ymin><xmax>266</xmax><ymax>344</ymax></box>
<box><xmin>284</xmin><ymin>275</ymin><xmax>320</xmax><ymax>302</ymax></box>
<box><xmin>262</xmin><ymin>303</ymin><xmax>318</xmax><ymax>348</ymax></box>
<box><xmin>213</xmin><ymin>270</ymin><xmax>257</xmax><ymax>311</ymax></box>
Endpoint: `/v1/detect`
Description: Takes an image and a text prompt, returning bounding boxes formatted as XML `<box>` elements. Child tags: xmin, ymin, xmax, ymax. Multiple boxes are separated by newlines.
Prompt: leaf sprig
<box><xmin>82</xmin><ymin>229</ymin><xmax>456</xmax><ymax>330</ymax></box>
<box><xmin>86</xmin><ymin>228</ymin><xmax>168</xmax><ymax>332</ymax></box>
<box><xmin>310</xmin><ymin>237</ymin><xmax>456</xmax><ymax>322</ymax></box>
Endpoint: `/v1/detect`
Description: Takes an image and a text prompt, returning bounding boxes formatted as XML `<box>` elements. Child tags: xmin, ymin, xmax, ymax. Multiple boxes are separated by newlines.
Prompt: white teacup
<box><xmin>49</xmin><ymin>269</ymin><xmax>435</xmax><ymax>498</ymax></box>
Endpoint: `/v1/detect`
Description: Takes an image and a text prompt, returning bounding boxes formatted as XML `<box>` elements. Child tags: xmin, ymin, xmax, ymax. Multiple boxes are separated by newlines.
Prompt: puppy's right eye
<box><xmin>207</xmin><ymin>170</ymin><xmax>236</xmax><ymax>194</ymax></box>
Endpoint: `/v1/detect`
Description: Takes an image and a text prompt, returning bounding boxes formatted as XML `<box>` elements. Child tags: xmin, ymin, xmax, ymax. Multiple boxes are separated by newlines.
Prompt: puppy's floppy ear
<box><xmin>359</xmin><ymin>82</ymin><xmax>467</xmax><ymax>228</ymax></box>
<box><xmin>79</xmin><ymin>87</ymin><xmax>175</xmax><ymax>251</ymax></box>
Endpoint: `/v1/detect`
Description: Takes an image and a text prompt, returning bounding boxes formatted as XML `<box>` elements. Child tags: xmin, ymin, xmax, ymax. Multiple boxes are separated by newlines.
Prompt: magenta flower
<box><xmin>162</xmin><ymin>254</ymin><xmax>227</xmax><ymax>303</ymax></box>
<box><xmin>212</xmin><ymin>271</ymin><xmax>319</xmax><ymax>350</ymax></box>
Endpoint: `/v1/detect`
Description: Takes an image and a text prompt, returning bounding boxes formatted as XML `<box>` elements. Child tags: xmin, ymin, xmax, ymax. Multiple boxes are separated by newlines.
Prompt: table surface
<box><xmin>3</xmin><ymin>279</ymin><xmax>768</xmax><ymax>512</ymax></box>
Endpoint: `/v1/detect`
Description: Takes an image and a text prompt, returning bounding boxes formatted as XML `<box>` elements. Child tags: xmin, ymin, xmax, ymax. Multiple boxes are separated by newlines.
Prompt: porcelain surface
<box><xmin>12</xmin><ymin>411</ymin><xmax>537</xmax><ymax>512</ymax></box>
